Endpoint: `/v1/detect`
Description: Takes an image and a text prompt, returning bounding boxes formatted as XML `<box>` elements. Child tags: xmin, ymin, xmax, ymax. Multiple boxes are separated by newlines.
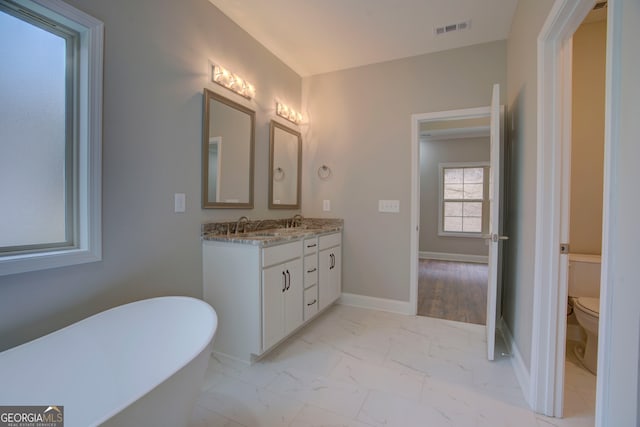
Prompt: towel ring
<box><xmin>317</xmin><ymin>165</ymin><xmax>332</xmax><ymax>180</ymax></box>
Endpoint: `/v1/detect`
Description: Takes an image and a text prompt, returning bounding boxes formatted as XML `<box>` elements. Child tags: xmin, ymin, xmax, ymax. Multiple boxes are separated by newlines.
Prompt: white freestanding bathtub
<box><xmin>0</xmin><ymin>296</ymin><xmax>217</xmax><ymax>427</ymax></box>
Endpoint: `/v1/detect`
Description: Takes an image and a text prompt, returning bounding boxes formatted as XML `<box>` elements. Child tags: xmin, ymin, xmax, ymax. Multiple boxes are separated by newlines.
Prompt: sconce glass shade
<box><xmin>276</xmin><ymin>101</ymin><xmax>302</xmax><ymax>124</ymax></box>
<box><xmin>212</xmin><ymin>64</ymin><xmax>255</xmax><ymax>99</ymax></box>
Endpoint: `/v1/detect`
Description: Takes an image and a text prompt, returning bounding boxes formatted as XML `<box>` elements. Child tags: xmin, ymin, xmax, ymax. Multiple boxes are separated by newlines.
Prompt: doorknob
<box><xmin>483</xmin><ymin>233</ymin><xmax>509</xmax><ymax>242</ymax></box>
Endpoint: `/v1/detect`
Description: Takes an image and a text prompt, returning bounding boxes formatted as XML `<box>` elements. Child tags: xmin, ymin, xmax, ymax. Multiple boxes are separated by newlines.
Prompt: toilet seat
<box><xmin>575</xmin><ymin>297</ymin><xmax>600</xmax><ymax>317</ymax></box>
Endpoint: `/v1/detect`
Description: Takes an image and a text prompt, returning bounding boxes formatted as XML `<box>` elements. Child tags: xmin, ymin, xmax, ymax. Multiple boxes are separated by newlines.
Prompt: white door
<box><xmin>486</xmin><ymin>83</ymin><xmax>506</xmax><ymax>361</ymax></box>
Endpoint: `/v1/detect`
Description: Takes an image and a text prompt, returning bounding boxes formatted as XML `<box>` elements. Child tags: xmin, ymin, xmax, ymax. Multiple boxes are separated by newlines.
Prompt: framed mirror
<box><xmin>202</xmin><ymin>88</ymin><xmax>255</xmax><ymax>208</ymax></box>
<box><xmin>269</xmin><ymin>120</ymin><xmax>301</xmax><ymax>209</ymax></box>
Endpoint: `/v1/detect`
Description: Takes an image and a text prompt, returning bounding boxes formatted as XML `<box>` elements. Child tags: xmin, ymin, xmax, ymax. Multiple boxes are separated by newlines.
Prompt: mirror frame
<box><xmin>269</xmin><ymin>120</ymin><xmax>302</xmax><ymax>210</ymax></box>
<box><xmin>202</xmin><ymin>88</ymin><xmax>255</xmax><ymax>209</ymax></box>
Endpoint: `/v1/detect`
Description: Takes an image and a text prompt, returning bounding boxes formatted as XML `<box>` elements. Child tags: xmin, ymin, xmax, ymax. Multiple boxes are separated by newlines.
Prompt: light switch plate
<box><xmin>174</xmin><ymin>193</ymin><xmax>186</xmax><ymax>213</ymax></box>
<box><xmin>323</xmin><ymin>200</ymin><xmax>331</xmax><ymax>211</ymax></box>
<box><xmin>378</xmin><ymin>199</ymin><xmax>400</xmax><ymax>213</ymax></box>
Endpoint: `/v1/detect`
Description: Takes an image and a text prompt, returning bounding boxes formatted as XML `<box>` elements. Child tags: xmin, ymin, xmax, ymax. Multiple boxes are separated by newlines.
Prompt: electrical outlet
<box><xmin>378</xmin><ymin>200</ymin><xmax>400</xmax><ymax>213</ymax></box>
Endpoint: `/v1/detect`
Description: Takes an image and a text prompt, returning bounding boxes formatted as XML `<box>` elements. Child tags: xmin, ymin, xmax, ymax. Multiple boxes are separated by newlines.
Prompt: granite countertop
<box><xmin>201</xmin><ymin>218</ymin><xmax>343</xmax><ymax>246</ymax></box>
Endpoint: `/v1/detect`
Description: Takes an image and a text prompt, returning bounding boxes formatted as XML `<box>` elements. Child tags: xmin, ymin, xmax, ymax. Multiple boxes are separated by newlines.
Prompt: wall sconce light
<box><xmin>212</xmin><ymin>64</ymin><xmax>255</xmax><ymax>99</ymax></box>
<box><xmin>276</xmin><ymin>101</ymin><xmax>302</xmax><ymax>125</ymax></box>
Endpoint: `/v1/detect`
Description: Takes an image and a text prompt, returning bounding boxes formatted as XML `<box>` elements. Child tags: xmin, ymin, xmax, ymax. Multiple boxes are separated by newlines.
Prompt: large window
<box><xmin>439</xmin><ymin>163</ymin><xmax>489</xmax><ymax>236</ymax></box>
<box><xmin>0</xmin><ymin>0</ymin><xmax>103</xmax><ymax>276</ymax></box>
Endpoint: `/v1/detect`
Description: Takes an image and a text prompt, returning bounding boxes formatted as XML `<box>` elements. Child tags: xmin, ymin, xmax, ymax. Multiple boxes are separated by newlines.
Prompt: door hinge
<box><xmin>560</xmin><ymin>243</ymin><xmax>570</xmax><ymax>254</ymax></box>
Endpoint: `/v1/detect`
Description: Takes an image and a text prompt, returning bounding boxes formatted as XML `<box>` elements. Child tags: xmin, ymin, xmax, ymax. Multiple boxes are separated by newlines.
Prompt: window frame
<box><xmin>438</xmin><ymin>162</ymin><xmax>490</xmax><ymax>238</ymax></box>
<box><xmin>0</xmin><ymin>0</ymin><xmax>103</xmax><ymax>276</ymax></box>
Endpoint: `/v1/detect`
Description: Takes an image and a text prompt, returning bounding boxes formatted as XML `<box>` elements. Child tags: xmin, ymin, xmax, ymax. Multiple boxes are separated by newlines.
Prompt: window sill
<box><xmin>438</xmin><ymin>232</ymin><xmax>486</xmax><ymax>239</ymax></box>
<box><xmin>0</xmin><ymin>247</ymin><xmax>101</xmax><ymax>277</ymax></box>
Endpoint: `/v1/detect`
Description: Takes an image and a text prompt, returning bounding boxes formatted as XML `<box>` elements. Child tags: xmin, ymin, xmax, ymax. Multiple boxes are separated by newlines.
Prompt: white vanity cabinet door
<box><xmin>283</xmin><ymin>258</ymin><xmax>303</xmax><ymax>336</ymax></box>
<box><xmin>319</xmin><ymin>233</ymin><xmax>342</xmax><ymax>312</ymax></box>
<box><xmin>262</xmin><ymin>257</ymin><xmax>303</xmax><ymax>352</ymax></box>
<box><xmin>262</xmin><ymin>263</ymin><xmax>287</xmax><ymax>351</ymax></box>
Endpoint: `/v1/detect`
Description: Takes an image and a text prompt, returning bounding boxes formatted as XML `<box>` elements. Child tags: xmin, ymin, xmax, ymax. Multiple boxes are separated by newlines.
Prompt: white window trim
<box><xmin>0</xmin><ymin>0</ymin><xmax>103</xmax><ymax>276</ymax></box>
<box><xmin>437</xmin><ymin>161</ymin><xmax>489</xmax><ymax>238</ymax></box>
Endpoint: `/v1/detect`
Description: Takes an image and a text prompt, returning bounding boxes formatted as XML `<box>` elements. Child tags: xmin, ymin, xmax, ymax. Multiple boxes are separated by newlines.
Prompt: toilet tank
<box><xmin>568</xmin><ymin>253</ymin><xmax>601</xmax><ymax>298</ymax></box>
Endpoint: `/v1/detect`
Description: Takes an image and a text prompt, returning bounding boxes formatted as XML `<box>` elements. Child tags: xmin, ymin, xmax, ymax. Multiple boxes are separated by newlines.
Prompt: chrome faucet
<box><xmin>235</xmin><ymin>216</ymin><xmax>249</xmax><ymax>234</ymax></box>
<box><xmin>290</xmin><ymin>214</ymin><xmax>303</xmax><ymax>228</ymax></box>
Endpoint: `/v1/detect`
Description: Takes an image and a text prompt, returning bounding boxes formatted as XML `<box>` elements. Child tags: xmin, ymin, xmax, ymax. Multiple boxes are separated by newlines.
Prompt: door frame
<box><xmin>410</xmin><ymin>106</ymin><xmax>492</xmax><ymax>316</ymax></box>
<box><xmin>531</xmin><ymin>0</ymin><xmax>603</xmax><ymax>417</ymax></box>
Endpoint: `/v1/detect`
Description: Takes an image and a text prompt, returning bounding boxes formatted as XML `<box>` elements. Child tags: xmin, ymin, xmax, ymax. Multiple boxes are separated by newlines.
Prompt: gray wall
<box><xmin>503</xmin><ymin>0</ymin><xmax>555</xmax><ymax>370</ymax></box>
<box><xmin>570</xmin><ymin>19</ymin><xmax>606</xmax><ymax>255</ymax></box>
<box><xmin>419</xmin><ymin>137</ymin><xmax>490</xmax><ymax>256</ymax></box>
<box><xmin>301</xmin><ymin>41</ymin><xmax>506</xmax><ymax>302</ymax></box>
<box><xmin>0</xmin><ymin>0</ymin><xmax>301</xmax><ymax>351</ymax></box>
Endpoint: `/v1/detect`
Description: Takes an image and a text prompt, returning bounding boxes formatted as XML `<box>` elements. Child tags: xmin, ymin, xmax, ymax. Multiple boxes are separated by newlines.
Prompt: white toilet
<box><xmin>568</xmin><ymin>253</ymin><xmax>601</xmax><ymax>374</ymax></box>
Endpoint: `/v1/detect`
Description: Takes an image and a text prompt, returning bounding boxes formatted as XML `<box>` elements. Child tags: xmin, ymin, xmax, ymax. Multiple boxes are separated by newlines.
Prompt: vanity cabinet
<box><xmin>202</xmin><ymin>230</ymin><xmax>341</xmax><ymax>363</ymax></box>
<box><xmin>319</xmin><ymin>233</ymin><xmax>342</xmax><ymax>312</ymax></box>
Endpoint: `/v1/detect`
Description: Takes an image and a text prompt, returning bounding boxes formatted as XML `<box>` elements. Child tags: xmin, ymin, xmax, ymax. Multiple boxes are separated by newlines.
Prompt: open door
<box><xmin>486</xmin><ymin>83</ymin><xmax>506</xmax><ymax>361</ymax></box>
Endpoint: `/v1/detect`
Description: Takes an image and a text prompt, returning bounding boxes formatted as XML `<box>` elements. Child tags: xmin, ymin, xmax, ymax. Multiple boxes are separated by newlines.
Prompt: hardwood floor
<box><xmin>417</xmin><ymin>259</ymin><xmax>488</xmax><ymax>325</ymax></box>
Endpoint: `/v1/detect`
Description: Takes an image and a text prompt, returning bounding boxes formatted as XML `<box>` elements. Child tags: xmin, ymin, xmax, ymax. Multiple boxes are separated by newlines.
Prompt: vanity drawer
<box><xmin>304</xmin><ymin>285</ymin><xmax>318</xmax><ymax>321</ymax></box>
<box><xmin>319</xmin><ymin>232</ymin><xmax>341</xmax><ymax>250</ymax></box>
<box><xmin>304</xmin><ymin>254</ymin><xmax>318</xmax><ymax>288</ymax></box>
<box><xmin>262</xmin><ymin>241</ymin><xmax>301</xmax><ymax>267</ymax></box>
<box><xmin>303</xmin><ymin>238</ymin><xmax>318</xmax><ymax>255</ymax></box>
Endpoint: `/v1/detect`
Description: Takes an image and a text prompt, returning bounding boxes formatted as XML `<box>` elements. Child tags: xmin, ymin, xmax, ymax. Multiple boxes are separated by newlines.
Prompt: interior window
<box><xmin>440</xmin><ymin>165</ymin><xmax>489</xmax><ymax>235</ymax></box>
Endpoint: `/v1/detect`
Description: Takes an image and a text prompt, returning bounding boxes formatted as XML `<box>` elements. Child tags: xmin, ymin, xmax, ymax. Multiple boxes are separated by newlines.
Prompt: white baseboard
<box><xmin>500</xmin><ymin>317</ymin><xmax>532</xmax><ymax>406</ymax></box>
<box><xmin>419</xmin><ymin>251</ymin><xmax>488</xmax><ymax>264</ymax></box>
<box><xmin>338</xmin><ymin>293</ymin><xmax>414</xmax><ymax>315</ymax></box>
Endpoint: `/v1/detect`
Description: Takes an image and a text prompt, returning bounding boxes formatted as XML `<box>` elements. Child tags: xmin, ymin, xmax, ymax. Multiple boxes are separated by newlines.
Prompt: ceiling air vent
<box><xmin>434</xmin><ymin>20</ymin><xmax>471</xmax><ymax>36</ymax></box>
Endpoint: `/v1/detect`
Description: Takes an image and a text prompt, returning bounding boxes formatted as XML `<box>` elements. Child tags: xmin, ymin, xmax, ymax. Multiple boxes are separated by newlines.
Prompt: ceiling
<box><xmin>207</xmin><ymin>0</ymin><xmax>520</xmax><ymax>77</ymax></box>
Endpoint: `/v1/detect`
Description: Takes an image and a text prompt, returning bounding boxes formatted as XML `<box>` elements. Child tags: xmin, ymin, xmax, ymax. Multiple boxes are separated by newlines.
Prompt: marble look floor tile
<box><xmin>328</xmin><ymin>355</ymin><xmax>425</xmax><ymax>401</ymax></box>
<box><xmin>197</xmin><ymin>372</ymin><xmax>303</xmax><ymax>427</ymax></box>
<box><xmin>265</xmin><ymin>368</ymin><xmax>368</xmax><ymax>419</ymax></box>
<box><xmin>474</xmin><ymin>395</ymin><xmax>540</xmax><ymax>427</ymax></box>
<box><xmin>261</xmin><ymin>334</ymin><xmax>344</xmax><ymax>378</ymax></box>
<box><xmin>564</xmin><ymin>359</ymin><xmax>597</xmax><ymax>406</ymax></box>
<box><xmin>470</xmin><ymin>356</ymin><xmax>528</xmax><ymax>407</ymax></box>
<box><xmin>406</xmin><ymin>315</ymin><xmax>481</xmax><ymax>345</ymax></box>
<box><xmin>188</xmin><ymin>404</ymin><xmax>247</xmax><ymax>427</ymax></box>
<box><xmin>325</xmin><ymin>326</ymin><xmax>394</xmax><ymax>365</ymax></box>
<box><xmin>358</xmin><ymin>389</ymin><xmax>476</xmax><ymax>427</ymax></box>
<box><xmin>561</xmin><ymin>387</ymin><xmax>596</xmax><ymax>421</ymax></box>
<box><xmin>191</xmin><ymin>305</ymin><xmax>595</xmax><ymax>427</ymax></box>
<box><xmin>290</xmin><ymin>404</ymin><xmax>375</xmax><ymax>427</ymax></box>
<box><xmin>385</xmin><ymin>339</ymin><xmax>475</xmax><ymax>387</ymax></box>
<box><xmin>202</xmin><ymin>353</ymin><xmax>280</xmax><ymax>391</ymax></box>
